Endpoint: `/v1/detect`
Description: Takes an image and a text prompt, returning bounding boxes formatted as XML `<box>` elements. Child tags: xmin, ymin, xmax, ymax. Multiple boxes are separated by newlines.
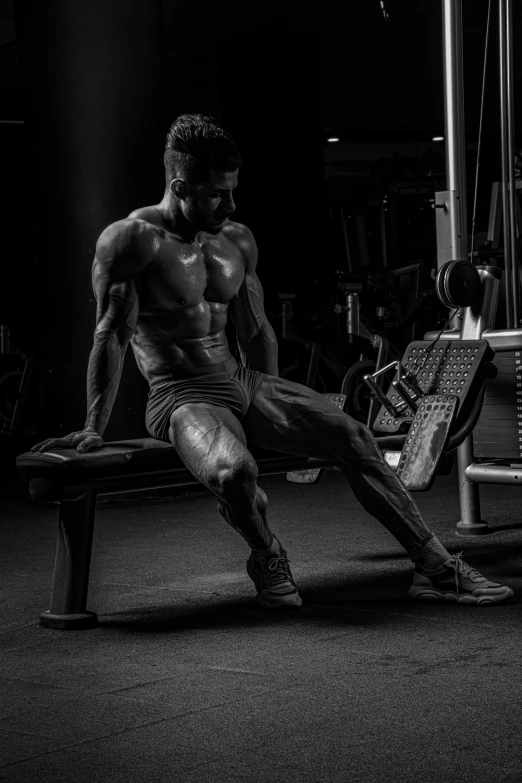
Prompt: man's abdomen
<box><xmin>131</xmin><ymin>327</ymin><xmax>233</xmax><ymax>384</ymax></box>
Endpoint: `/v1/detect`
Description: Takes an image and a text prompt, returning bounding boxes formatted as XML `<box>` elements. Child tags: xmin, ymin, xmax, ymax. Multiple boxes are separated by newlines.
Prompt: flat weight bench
<box><xmin>17</xmin><ymin>341</ymin><xmax>491</xmax><ymax>632</ymax></box>
<box><xmin>18</xmin><ymin>439</ymin><xmax>344</xmax><ymax>630</ymax></box>
<box><xmin>17</xmin><ymin>394</ymin><xmax>355</xmax><ymax>630</ymax></box>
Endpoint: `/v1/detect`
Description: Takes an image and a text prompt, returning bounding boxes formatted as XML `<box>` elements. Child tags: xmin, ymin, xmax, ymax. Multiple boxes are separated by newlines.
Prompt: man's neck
<box><xmin>158</xmin><ymin>197</ymin><xmax>198</xmax><ymax>243</ymax></box>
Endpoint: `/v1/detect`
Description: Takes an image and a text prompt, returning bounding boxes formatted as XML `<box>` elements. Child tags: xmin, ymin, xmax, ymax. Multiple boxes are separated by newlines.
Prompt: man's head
<box><xmin>164</xmin><ymin>114</ymin><xmax>242</xmax><ymax>235</ymax></box>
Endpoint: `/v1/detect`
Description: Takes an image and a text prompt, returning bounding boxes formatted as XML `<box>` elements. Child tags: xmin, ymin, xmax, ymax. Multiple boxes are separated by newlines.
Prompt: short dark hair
<box><xmin>164</xmin><ymin>114</ymin><xmax>242</xmax><ymax>184</ymax></box>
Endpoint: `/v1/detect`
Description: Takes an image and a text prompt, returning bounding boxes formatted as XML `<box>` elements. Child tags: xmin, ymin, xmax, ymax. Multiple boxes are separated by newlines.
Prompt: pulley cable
<box><xmin>470</xmin><ymin>0</ymin><xmax>493</xmax><ymax>264</ymax></box>
<box><xmin>409</xmin><ymin>311</ymin><xmax>460</xmax><ymax>377</ymax></box>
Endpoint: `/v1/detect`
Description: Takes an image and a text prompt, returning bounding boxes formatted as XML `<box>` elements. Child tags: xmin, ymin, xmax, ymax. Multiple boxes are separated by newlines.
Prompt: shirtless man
<box><xmin>32</xmin><ymin>114</ymin><xmax>513</xmax><ymax>608</ymax></box>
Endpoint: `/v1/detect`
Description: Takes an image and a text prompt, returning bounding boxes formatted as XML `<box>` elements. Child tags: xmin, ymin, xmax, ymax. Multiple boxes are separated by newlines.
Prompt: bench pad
<box><xmin>16</xmin><ymin>438</ymin><xmax>295</xmax><ymax>479</ymax></box>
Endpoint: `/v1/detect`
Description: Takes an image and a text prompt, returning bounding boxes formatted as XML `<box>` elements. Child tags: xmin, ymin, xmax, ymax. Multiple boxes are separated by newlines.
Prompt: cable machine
<box><xmin>290</xmin><ymin>1</ymin><xmax>522</xmax><ymax>516</ymax></box>
<box><xmin>430</xmin><ymin>0</ymin><xmax>522</xmax><ymax>535</ymax></box>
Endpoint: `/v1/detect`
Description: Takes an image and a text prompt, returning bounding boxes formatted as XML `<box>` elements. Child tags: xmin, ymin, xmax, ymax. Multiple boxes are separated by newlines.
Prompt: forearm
<box><xmin>84</xmin><ymin>332</ymin><xmax>127</xmax><ymax>435</ymax></box>
<box><xmin>237</xmin><ymin>321</ymin><xmax>279</xmax><ymax>376</ymax></box>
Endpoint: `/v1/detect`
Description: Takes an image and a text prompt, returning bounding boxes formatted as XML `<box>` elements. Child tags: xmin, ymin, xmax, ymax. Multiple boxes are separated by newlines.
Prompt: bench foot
<box><xmin>39</xmin><ymin>610</ymin><xmax>98</xmax><ymax>630</ymax></box>
<box><xmin>456</xmin><ymin>521</ymin><xmax>489</xmax><ymax>537</ymax></box>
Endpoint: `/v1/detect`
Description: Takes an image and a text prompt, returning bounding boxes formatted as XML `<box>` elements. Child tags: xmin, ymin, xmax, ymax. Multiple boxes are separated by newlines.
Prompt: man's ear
<box><xmin>170</xmin><ymin>178</ymin><xmax>187</xmax><ymax>199</ymax></box>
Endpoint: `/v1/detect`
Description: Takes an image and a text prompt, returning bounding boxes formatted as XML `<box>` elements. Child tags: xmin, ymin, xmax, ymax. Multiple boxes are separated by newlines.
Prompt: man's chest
<box><xmin>142</xmin><ymin>235</ymin><xmax>245</xmax><ymax>306</ymax></box>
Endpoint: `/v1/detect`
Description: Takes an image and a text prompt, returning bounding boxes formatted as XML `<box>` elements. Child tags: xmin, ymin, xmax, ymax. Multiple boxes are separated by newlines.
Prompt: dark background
<box><xmin>0</xmin><ymin>0</ymin><xmax>521</xmax><ymax>446</ymax></box>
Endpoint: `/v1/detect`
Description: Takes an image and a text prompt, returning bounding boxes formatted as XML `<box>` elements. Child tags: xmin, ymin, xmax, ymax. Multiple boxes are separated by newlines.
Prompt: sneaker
<box><xmin>409</xmin><ymin>552</ymin><xmax>514</xmax><ymax>606</ymax></box>
<box><xmin>246</xmin><ymin>538</ymin><xmax>303</xmax><ymax>610</ymax></box>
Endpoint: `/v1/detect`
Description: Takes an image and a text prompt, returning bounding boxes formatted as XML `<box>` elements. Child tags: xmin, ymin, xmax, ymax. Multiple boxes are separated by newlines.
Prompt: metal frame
<box><xmin>434</xmin><ymin>0</ymin><xmax>522</xmax><ymax>535</ymax></box>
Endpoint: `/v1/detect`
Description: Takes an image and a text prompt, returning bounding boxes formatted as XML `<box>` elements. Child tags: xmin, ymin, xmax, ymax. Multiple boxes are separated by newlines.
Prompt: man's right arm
<box><xmin>84</xmin><ymin>220</ymin><xmax>146</xmax><ymax>436</ymax></box>
<box><xmin>83</xmin><ymin>284</ymin><xmax>137</xmax><ymax>437</ymax></box>
<box><xmin>32</xmin><ymin>220</ymin><xmax>146</xmax><ymax>453</ymax></box>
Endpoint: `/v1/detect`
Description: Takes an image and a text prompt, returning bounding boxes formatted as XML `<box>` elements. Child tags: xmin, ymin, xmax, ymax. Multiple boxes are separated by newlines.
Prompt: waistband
<box><xmin>149</xmin><ymin>357</ymin><xmax>239</xmax><ymax>387</ymax></box>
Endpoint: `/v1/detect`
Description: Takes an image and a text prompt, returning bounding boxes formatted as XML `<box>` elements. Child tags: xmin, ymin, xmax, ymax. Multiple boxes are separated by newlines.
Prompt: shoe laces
<box><xmin>447</xmin><ymin>552</ymin><xmax>482</xmax><ymax>592</ymax></box>
<box><xmin>264</xmin><ymin>552</ymin><xmax>293</xmax><ymax>587</ymax></box>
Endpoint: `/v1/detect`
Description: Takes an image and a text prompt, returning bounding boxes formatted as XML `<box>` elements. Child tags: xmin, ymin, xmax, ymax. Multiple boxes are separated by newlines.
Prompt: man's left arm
<box><xmin>229</xmin><ymin>227</ymin><xmax>279</xmax><ymax>376</ymax></box>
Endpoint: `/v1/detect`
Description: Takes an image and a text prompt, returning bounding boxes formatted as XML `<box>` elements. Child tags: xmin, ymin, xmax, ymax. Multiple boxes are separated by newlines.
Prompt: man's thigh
<box><xmin>169</xmin><ymin>402</ymin><xmax>251</xmax><ymax>476</ymax></box>
<box><xmin>243</xmin><ymin>374</ymin><xmax>363</xmax><ymax>457</ymax></box>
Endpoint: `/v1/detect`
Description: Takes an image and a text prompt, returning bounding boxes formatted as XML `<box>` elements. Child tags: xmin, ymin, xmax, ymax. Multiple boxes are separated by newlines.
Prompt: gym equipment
<box><xmin>276</xmin><ymin>291</ymin><xmax>348</xmax><ymax>393</ymax></box>
<box><xmin>334</xmin><ymin>272</ymin><xmax>392</xmax><ymax>425</ymax></box>
<box><xmin>277</xmin><ymin>263</ymin><xmax>434</xmax><ymax>427</ymax></box>
<box><xmin>395</xmin><ymin>395</ymin><xmax>458</xmax><ymax>490</ymax></box>
<box><xmin>16</xmin><ymin>440</ymin><xmax>342</xmax><ymax>629</ymax></box>
<box><xmin>424</xmin><ymin>263</ymin><xmax>522</xmax><ymax>534</ymax></box>
<box><xmin>0</xmin><ymin>325</ymin><xmax>44</xmax><ymax>437</ymax></box>
<box><xmin>435</xmin><ymin>260</ymin><xmax>482</xmax><ymax>310</ymax></box>
<box><xmin>365</xmin><ymin>338</ymin><xmax>494</xmax><ymax>490</ymax></box>
<box><xmin>473</xmin><ymin>350</ymin><xmax>522</xmax><ymax>458</ymax></box>
<box><xmin>369</xmin><ymin>340</ymin><xmax>492</xmax><ymax>432</ymax></box>
<box><xmin>427</xmin><ymin>0</ymin><xmax>522</xmax><ymax>534</ymax></box>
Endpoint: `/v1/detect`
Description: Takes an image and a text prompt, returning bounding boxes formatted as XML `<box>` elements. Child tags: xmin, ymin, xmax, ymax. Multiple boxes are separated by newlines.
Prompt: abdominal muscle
<box><xmin>130</xmin><ymin>299</ymin><xmax>234</xmax><ymax>384</ymax></box>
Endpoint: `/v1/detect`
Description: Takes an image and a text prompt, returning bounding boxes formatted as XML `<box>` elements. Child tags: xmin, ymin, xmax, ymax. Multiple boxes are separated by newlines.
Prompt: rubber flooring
<box><xmin>1</xmin><ymin>467</ymin><xmax>521</xmax><ymax>782</ymax></box>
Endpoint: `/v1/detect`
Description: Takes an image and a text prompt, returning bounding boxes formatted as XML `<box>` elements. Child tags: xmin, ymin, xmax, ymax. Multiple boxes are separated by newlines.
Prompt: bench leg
<box><xmin>40</xmin><ymin>490</ymin><xmax>99</xmax><ymax>630</ymax></box>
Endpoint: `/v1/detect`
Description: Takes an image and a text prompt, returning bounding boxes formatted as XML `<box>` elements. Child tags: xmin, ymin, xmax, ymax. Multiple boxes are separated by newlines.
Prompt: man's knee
<box><xmin>212</xmin><ymin>455</ymin><xmax>258</xmax><ymax>497</ymax></box>
<box><xmin>325</xmin><ymin>411</ymin><xmax>377</xmax><ymax>453</ymax></box>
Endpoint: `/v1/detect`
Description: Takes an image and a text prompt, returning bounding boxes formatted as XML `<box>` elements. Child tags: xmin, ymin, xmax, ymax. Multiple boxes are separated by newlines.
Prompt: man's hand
<box><xmin>31</xmin><ymin>430</ymin><xmax>103</xmax><ymax>454</ymax></box>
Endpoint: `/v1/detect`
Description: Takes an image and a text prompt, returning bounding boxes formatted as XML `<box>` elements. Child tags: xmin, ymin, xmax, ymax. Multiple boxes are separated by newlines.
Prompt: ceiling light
<box><xmin>327</xmin><ymin>137</ymin><xmax>340</xmax><ymax>143</ymax></box>
<box><xmin>432</xmin><ymin>136</ymin><xmax>444</xmax><ymax>142</ymax></box>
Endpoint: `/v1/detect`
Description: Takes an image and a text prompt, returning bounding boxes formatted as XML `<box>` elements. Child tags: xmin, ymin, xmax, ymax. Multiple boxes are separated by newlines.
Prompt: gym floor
<box><xmin>1</xmin><ymin>466</ymin><xmax>521</xmax><ymax>783</ymax></box>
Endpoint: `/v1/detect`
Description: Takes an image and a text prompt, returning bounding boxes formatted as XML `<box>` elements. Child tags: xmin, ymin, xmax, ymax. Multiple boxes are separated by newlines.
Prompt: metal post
<box><xmin>440</xmin><ymin>0</ymin><xmax>468</xmax><ymax>267</ymax></box>
<box><xmin>456</xmin><ymin>435</ymin><xmax>488</xmax><ymax>535</ymax></box>
<box><xmin>499</xmin><ymin>0</ymin><xmax>519</xmax><ymax>328</ymax></box>
<box><xmin>440</xmin><ymin>0</ymin><xmax>486</xmax><ymax>533</ymax></box>
<box><xmin>456</xmin><ymin>269</ymin><xmax>500</xmax><ymax>535</ymax></box>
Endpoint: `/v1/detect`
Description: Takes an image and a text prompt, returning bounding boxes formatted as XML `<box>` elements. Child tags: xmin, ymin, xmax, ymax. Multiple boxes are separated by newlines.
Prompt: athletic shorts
<box><xmin>145</xmin><ymin>357</ymin><xmax>267</xmax><ymax>442</ymax></box>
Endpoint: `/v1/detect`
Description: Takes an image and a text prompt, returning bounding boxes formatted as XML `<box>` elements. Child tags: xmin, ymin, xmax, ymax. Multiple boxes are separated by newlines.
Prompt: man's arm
<box><xmin>228</xmin><ymin>225</ymin><xmax>278</xmax><ymax>376</ymax></box>
<box><xmin>31</xmin><ymin>220</ymin><xmax>146</xmax><ymax>454</ymax></box>
<box><xmin>84</xmin><ymin>220</ymin><xmax>145</xmax><ymax>436</ymax></box>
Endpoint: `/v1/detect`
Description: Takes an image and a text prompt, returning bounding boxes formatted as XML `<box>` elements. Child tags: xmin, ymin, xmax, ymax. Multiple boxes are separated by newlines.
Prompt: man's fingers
<box><xmin>77</xmin><ymin>436</ymin><xmax>102</xmax><ymax>452</ymax></box>
<box><xmin>30</xmin><ymin>441</ymin><xmax>48</xmax><ymax>452</ymax></box>
<box><xmin>31</xmin><ymin>432</ymin><xmax>101</xmax><ymax>454</ymax></box>
<box><xmin>31</xmin><ymin>437</ymin><xmax>72</xmax><ymax>453</ymax></box>
<box><xmin>31</xmin><ymin>439</ymin><xmax>59</xmax><ymax>453</ymax></box>
<box><xmin>31</xmin><ymin>438</ymin><xmax>61</xmax><ymax>451</ymax></box>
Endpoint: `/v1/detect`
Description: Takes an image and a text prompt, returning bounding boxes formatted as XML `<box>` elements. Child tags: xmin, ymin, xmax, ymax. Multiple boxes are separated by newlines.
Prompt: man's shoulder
<box><xmin>223</xmin><ymin>220</ymin><xmax>257</xmax><ymax>270</ymax></box>
<box><xmin>96</xmin><ymin>214</ymin><xmax>158</xmax><ymax>261</ymax></box>
<box><xmin>127</xmin><ymin>205</ymin><xmax>165</xmax><ymax>226</ymax></box>
<box><xmin>94</xmin><ymin>218</ymin><xmax>158</xmax><ymax>282</ymax></box>
<box><xmin>223</xmin><ymin>219</ymin><xmax>254</xmax><ymax>243</ymax></box>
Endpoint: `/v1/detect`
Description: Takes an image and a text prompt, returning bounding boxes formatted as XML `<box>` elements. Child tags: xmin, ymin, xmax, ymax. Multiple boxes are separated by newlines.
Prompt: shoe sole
<box><xmin>256</xmin><ymin>592</ymin><xmax>303</xmax><ymax>610</ymax></box>
<box><xmin>246</xmin><ymin>556</ymin><xmax>302</xmax><ymax>610</ymax></box>
<box><xmin>409</xmin><ymin>586</ymin><xmax>514</xmax><ymax>605</ymax></box>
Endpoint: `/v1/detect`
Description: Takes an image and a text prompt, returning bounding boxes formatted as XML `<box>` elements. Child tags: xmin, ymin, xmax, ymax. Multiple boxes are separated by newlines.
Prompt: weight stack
<box><xmin>474</xmin><ymin>351</ymin><xmax>522</xmax><ymax>459</ymax></box>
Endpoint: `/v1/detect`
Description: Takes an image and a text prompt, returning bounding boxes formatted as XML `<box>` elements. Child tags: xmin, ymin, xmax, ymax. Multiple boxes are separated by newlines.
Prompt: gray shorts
<box><xmin>145</xmin><ymin>357</ymin><xmax>267</xmax><ymax>442</ymax></box>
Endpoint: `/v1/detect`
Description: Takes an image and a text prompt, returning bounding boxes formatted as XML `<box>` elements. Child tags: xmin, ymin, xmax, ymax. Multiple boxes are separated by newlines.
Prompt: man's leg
<box><xmin>244</xmin><ymin>376</ymin><xmax>440</xmax><ymax>557</ymax></box>
<box><xmin>243</xmin><ymin>376</ymin><xmax>514</xmax><ymax>605</ymax></box>
<box><xmin>168</xmin><ymin>403</ymin><xmax>302</xmax><ymax>608</ymax></box>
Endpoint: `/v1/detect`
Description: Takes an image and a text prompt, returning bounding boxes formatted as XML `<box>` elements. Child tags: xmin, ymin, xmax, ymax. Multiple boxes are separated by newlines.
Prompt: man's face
<box><xmin>180</xmin><ymin>169</ymin><xmax>239</xmax><ymax>235</ymax></box>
